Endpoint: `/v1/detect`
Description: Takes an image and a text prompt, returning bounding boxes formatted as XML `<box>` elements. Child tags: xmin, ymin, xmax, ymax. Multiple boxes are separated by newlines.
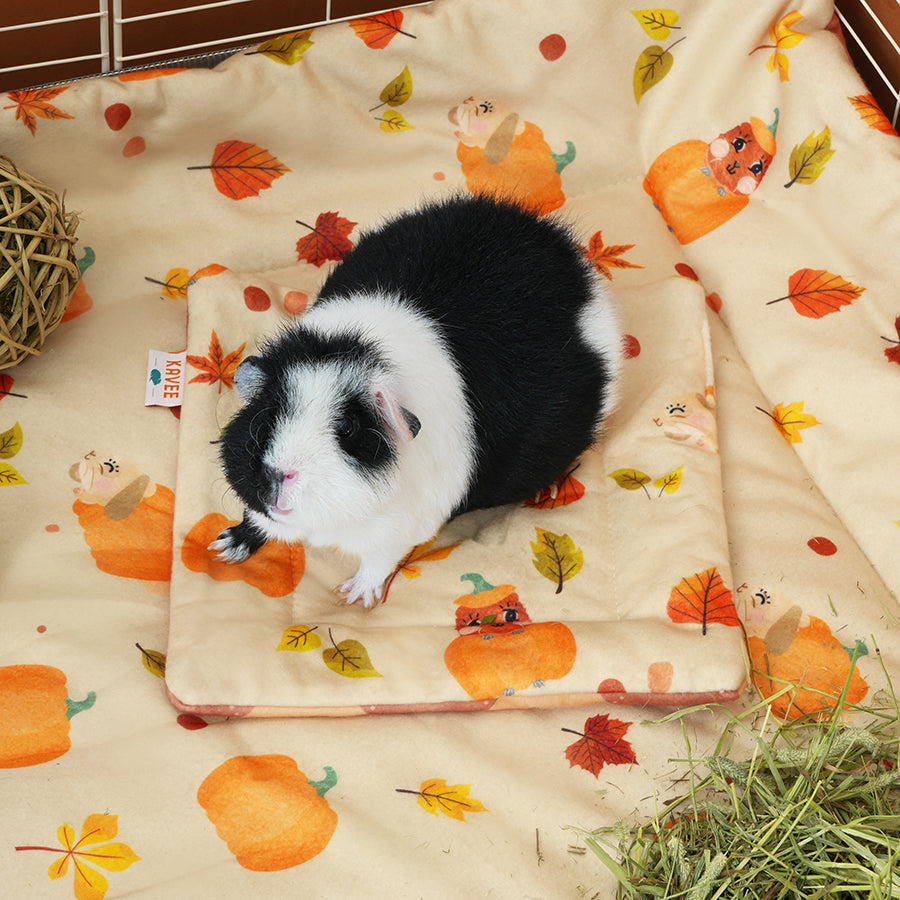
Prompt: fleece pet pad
<box><xmin>166</xmin><ymin>266</ymin><xmax>746</xmax><ymax>715</ymax></box>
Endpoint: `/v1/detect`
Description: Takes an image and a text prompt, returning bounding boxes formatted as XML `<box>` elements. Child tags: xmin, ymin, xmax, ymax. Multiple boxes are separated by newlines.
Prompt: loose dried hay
<box><xmin>0</xmin><ymin>154</ymin><xmax>79</xmax><ymax>370</ymax></box>
<box><xmin>572</xmin><ymin>653</ymin><xmax>900</xmax><ymax>898</ymax></box>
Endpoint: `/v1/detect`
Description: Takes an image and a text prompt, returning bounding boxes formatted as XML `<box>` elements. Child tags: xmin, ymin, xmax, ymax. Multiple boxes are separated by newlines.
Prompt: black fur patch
<box><xmin>313</xmin><ymin>194</ymin><xmax>612</xmax><ymax>514</ymax></box>
<box><xmin>219</xmin><ymin>328</ymin><xmax>395</xmax><ymax>516</ymax></box>
<box><xmin>333</xmin><ymin>393</ymin><xmax>395</xmax><ymax>472</ymax></box>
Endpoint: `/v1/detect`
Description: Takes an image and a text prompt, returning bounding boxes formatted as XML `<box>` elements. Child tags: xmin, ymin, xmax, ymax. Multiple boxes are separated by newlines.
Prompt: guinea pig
<box><xmin>211</xmin><ymin>194</ymin><xmax>623</xmax><ymax>608</ymax></box>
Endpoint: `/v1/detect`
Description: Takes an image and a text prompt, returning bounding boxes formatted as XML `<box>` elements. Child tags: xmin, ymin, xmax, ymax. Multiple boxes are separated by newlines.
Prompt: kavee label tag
<box><xmin>146</xmin><ymin>349</ymin><xmax>187</xmax><ymax>407</ymax></box>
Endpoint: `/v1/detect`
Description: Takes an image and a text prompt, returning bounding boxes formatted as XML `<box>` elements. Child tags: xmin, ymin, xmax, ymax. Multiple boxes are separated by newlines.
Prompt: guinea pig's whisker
<box><xmin>246</xmin><ymin>406</ymin><xmax>274</xmax><ymax>453</ymax></box>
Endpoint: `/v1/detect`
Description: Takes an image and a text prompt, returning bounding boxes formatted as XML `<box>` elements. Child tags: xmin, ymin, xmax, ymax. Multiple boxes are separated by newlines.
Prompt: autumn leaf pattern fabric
<box><xmin>167</xmin><ymin>270</ymin><xmax>742</xmax><ymax>714</ymax></box>
<box><xmin>2</xmin><ymin>0</ymin><xmax>900</xmax><ymax>897</ymax></box>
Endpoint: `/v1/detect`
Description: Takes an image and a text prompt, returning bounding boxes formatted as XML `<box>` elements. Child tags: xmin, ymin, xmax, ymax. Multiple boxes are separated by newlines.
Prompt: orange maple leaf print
<box><xmin>525</xmin><ymin>466</ymin><xmax>586</xmax><ymax>509</ymax></box>
<box><xmin>188</xmin><ymin>140</ymin><xmax>290</xmax><ymax>200</ymax></box>
<box><xmin>563</xmin><ymin>714</ymin><xmax>637</xmax><ymax>777</ymax></box>
<box><xmin>0</xmin><ymin>373</ymin><xmax>26</xmax><ymax>402</ymax></box>
<box><xmin>187</xmin><ymin>331</ymin><xmax>246</xmax><ymax>393</ymax></box>
<box><xmin>883</xmin><ymin>316</ymin><xmax>900</xmax><ymax>365</ymax></box>
<box><xmin>397</xmin><ymin>539</ymin><xmax>460</xmax><ymax>580</ymax></box>
<box><xmin>296</xmin><ymin>212</ymin><xmax>357</xmax><ymax>266</ymax></box>
<box><xmin>583</xmin><ymin>231</ymin><xmax>643</xmax><ymax>280</ymax></box>
<box><xmin>378</xmin><ymin>538</ymin><xmax>460</xmax><ymax>603</ymax></box>
<box><xmin>667</xmin><ymin>567</ymin><xmax>739</xmax><ymax>635</ymax></box>
<box><xmin>349</xmin><ymin>11</ymin><xmax>415</xmax><ymax>48</ymax></box>
<box><xmin>4</xmin><ymin>87</ymin><xmax>73</xmax><ymax>135</ymax></box>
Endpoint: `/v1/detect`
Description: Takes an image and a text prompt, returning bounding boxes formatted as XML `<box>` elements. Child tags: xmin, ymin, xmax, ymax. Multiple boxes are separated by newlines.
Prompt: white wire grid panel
<box><xmin>0</xmin><ymin>3</ymin><xmax>111</xmax><ymax>78</ymax></box>
<box><xmin>0</xmin><ymin>0</ymin><xmax>429</xmax><ymax>80</ymax></box>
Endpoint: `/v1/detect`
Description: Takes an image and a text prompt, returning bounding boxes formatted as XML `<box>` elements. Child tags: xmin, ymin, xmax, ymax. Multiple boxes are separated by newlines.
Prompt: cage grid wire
<box><xmin>0</xmin><ymin>1</ymin><xmax>896</xmax><ymax>121</ymax></box>
<box><xmin>0</xmin><ymin>0</ymin><xmax>430</xmax><ymax>89</ymax></box>
<box><xmin>836</xmin><ymin>0</ymin><xmax>900</xmax><ymax>127</ymax></box>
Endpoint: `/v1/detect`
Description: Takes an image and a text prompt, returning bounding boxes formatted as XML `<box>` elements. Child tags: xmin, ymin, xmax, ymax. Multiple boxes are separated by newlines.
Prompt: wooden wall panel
<box><xmin>835</xmin><ymin>0</ymin><xmax>900</xmax><ymax>125</ymax></box>
<box><xmin>0</xmin><ymin>0</ymin><xmax>379</xmax><ymax>93</ymax></box>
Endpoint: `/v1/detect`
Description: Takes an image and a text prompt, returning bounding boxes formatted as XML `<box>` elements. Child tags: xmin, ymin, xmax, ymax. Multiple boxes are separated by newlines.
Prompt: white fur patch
<box><xmin>577</xmin><ymin>269</ymin><xmax>624</xmax><ymax>425</ymax></box>
<box><xmin>257</xmin><ymin>291</ymin><xmax>476</xmax><ymax>592</ymax></box>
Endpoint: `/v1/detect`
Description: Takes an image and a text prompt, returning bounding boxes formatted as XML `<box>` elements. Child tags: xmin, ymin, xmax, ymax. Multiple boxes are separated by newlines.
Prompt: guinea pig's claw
<box><xmin>336</xmin><ymin>577</ymin><xmax>384</xmax><ymax>610</ymax></box>
<box><xmin>208</xmin><ymin>533</ymin><xmax>251</xmax><ymax>564</ymax></box>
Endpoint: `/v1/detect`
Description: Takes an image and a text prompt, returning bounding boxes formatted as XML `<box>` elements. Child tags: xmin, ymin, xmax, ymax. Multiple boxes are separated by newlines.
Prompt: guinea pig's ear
<box><xmin>373</xmin><ymin>387</ymin><xmax>420</xmax><ymax>443</ymax></box>
<box><xmin>235</xmin><ymin>356</ymin><xmax>266</xmax><ymax>400</ymax></box>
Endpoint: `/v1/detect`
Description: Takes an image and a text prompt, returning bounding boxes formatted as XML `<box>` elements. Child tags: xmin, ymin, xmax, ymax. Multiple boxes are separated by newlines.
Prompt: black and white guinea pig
<box><xmin>211</xmin><ymin>194</ymin><xmax>623</xmax><ymax>608</ymax></box>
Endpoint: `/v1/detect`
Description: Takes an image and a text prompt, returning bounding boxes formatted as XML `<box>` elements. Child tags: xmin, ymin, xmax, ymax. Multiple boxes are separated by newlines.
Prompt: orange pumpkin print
<box><xmin>449</xmin><ymin>97</ymin><xmax>570</xmax><ymax>216</ymax></box>
<box><xmin>444</xmin><ymin>574</ymin><xmax>577</xmax><ymax>700</ymax></box>
<box><xmin>740</xmin><ymin>585</ymin><xmax>868</xmax><ymax>719</ymax></box>
<box><xmin>181</xmin><ymin>513</ymin><xmax>305</xmax><ymax>597</ymax></box>
<box><xmin>0</xmin><ymin>665</ymin><xmax>95</xmax><ymax>768</ymax></box>
<box><xmin>643</xmin><ymin>111</ymin><xmax>778</xmax><ymax>244</ymax></box>
<box><xmin>197</xmin><ymin>754</ymin><xmax>338</xmax><ymax>871</ymax></box>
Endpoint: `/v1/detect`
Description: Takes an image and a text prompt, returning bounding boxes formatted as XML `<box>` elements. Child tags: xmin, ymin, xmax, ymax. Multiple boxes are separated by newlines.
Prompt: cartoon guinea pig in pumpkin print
<box><xmin>653</xmin><ymin>387</ymin><xmax>718</xmax><ymax>453</ymax></box>
<box><xmin>449</xmin><ymin>96</ymin><xmax>575</xmax><ymax>216</ymax></box>
<box><xmin>643</xmin><ymin>110</ymin><xmax>779</xmax><ymax>244</ymax></box>
<box><xmin>444</xmin><ymin>573</ymin><xmax>577</xmax><ymax>700</ymax></box>
<box><xmin>738</xmin><ymin>583</ymin><xmax>868</xmax><ymax>720</ymax></box>
<box><xmin>70</xmin><ymin>450</ymin><xmax>174</xmax><ymax>584</ymax></box>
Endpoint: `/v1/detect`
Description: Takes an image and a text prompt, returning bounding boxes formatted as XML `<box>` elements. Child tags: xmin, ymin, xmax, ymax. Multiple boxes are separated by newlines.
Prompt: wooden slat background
<box><xmin>836</xmin><ymin>0</ymin><xmax>900</xmax><ymax>126</ymax></box>
<box><xmin>0</xmin><ymin>0</ymin><xmax>381</xmax><ymax>93</ymax></box>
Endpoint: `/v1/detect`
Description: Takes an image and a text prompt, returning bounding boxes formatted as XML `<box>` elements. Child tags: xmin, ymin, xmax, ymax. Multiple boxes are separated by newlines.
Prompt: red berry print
<box><xmin>808</xmin><ymin>536</ymin><xmax>837</xmax><ymax>556</ymax></box>
<box><xmin>623</xmin><ymin>334</ymin><xmax>641</xmax><ymax>359</ymax></box>
<box><xmin>243</xmin><ymin>285</ymin><xmax>271</xmax><ymax>311</ymax></box>
<box><xmin>540</xmin><ymin>34</ymin><xmax>566</xmax><ymax>61</ymax></box>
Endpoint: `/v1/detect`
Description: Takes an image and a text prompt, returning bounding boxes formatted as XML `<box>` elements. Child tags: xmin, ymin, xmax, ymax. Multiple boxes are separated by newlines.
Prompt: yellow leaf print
<box><xmin>653</xmin><ymin>465</ymin><xmax>683</xmax><ymax>495</ymax></box>
<box><xmin>277</xmin><ymin>624</ymin><xmax>322</xmax><ymax>652</ymax></box>
<box><xmin>254</xmin><ymin>30</ymin><xmax>314</xmax><ymax>64</ymax></box>
<box><xmin>17</xmin><ymin>813</ymin><xmax>140</xmax><ymax>900</ymax></box>
<box><xmin>397</xmin><ymin>778</ymin><xmax>489</xmax><ymax>821</ymax></box>
<box><xmin>631</xmin><ymin>9</ymin><xmax>681</xmax><ymax>39</ymax></box>
<box><xmin>531</xmin><ymin>527</ymin><xmax>584</xmax><ymax>594</ymax></box>
<box><xmin>757</xmin><ymin>401</ymin><xmax>821</xmax><ymax>443</ymax></box>
<box><xmin>751</xmin><ymin>10</ymin><xmax>807</xmax><ymax>81</ymax></box>
<box><xmin>135</xmin><ymin>643</ymin><xmax>166</xmax><ymax>678</ymax></box>
<box><xmin>322</xmin><ymin>629</ymin><xmax>381</xmax><ymax>678</ymax></box>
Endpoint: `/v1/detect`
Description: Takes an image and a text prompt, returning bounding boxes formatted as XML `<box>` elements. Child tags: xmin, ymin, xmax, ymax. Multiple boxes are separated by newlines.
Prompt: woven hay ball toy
<box><xmin>0</xmin><ymin>154</ymin><xmax>80</xmax><ymax>370</ymax></box>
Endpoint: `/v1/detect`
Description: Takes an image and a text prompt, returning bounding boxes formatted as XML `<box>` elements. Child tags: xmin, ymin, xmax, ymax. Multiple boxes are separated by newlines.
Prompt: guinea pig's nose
<box><xmin>262</xmin><ymin>465</ymin><xmax>298</xmax><ymax>487</ymax></box>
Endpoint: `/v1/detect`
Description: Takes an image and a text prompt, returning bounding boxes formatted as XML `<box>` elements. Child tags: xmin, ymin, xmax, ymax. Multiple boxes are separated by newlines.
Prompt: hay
<box><xmin>0</xmin><ymin>154</ymin><xmax>80</xmax><ymax>370</ymax></box>
<box><xmin>574</xmin><ymin>660</ymin><xmax>900</xmax><ymax>898</ymax></box>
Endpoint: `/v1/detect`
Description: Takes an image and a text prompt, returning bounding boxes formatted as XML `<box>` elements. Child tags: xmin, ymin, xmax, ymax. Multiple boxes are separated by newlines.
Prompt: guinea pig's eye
<box><xmin>731</xmin><ymin>136</ymin><xmax>747</xmax><ymax>152</ymax></box>
<box><xmin>749</xmin><ymin>159</ymin><xmax>765</xmax><ymax>176</ymax></box>
<box><xmin>335</xmin><ymin>414</ymin><xmax>360</xmax><ymax>441</ymax></box>
<box><xmin>754</xmin><ymin>589</ymin><xmax>770</xmax><ymax>605</ymax></box>
<box><xmin>666</xmin><ymin>403</ymin><xmax>687</xmax><ymax>416</ymax></box>
<box><xmin>501</xmin><ymin>606</ymin><xmax>519</xmax><ymax>623</ymax></box>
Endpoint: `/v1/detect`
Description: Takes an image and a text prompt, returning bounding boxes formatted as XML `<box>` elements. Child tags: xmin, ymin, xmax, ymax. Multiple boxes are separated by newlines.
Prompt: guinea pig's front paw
<box><xmin>336</xmin><ymin>574</ymin><xmax>385</xmax><ymax>610</ymax></box>
<box><xmin>208</xmin><ymin>516</ymin><xmax>266</xmax><ymax>563</ymax></box>
<box><xmin>209</xmin><ymin>530</ymin><xmax>253</xmax><ymax>563</ymax></box>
